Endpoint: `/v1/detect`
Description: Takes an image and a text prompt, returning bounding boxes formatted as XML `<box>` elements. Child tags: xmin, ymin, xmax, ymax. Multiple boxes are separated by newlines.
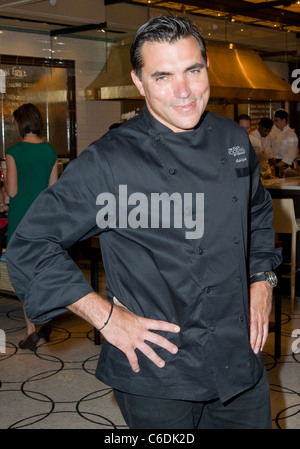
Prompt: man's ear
<box><xmin>131</xmin><ymin>70</ymin><xmax>145</xmax><ymax>97</ymax></box>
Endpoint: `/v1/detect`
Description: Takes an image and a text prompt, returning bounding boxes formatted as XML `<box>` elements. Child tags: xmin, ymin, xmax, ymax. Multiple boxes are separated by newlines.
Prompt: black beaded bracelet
<box><xmin>98</xmin><ymin>302</ymin><xmax>114</xmax><ymax>331</ymax></box>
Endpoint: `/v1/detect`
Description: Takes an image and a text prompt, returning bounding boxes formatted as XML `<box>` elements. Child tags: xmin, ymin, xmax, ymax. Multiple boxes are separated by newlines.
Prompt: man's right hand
<box><xmin>68</xmin><ymin>293</ymin><xmax>180</xmax><ymax>373</ymax></box>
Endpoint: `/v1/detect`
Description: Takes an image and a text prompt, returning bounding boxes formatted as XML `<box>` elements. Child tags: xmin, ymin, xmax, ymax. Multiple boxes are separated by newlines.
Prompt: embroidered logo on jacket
<box><xmin>228</xmin><ymin>146</ymin><xmax>247</xmax><ymax>164</ymax></box>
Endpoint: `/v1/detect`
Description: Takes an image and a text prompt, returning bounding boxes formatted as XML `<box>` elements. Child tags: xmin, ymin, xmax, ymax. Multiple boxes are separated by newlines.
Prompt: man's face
<box><xmin>238</xmin><ymin>119</ymin><xmax>251</xmax><ymax>134</ymax></box>
<box><xmin>273</xmin><ymin>117</ymin><xmax>286</xmax><ymax>130</ymax></box>
<box><xmin>258</xmin><ymin>125</ymin><xmax>271</xmax><ymax>138</ymax></box>
<box><xmin>131</xmin><ymin>36</ymin><xmax>210</xmax><ymax>133</ymax></box>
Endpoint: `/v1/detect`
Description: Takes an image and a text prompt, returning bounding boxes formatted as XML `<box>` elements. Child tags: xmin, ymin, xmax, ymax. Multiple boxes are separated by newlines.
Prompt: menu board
<box><xmin>249</xmin><ymin>102</ymin><xmax>281</xmax><ymax>131</ymax></box>
<box><xmin>0</xmin><ymin>55</ymin><xmax>76</xmax><ymax>159</ymax></box>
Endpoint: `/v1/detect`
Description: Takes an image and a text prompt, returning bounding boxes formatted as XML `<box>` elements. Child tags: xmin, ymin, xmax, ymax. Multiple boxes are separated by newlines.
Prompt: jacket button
<box><xmin>232</xmin><ymin>196</ymin><xmax>238</xmax><ymax>203</ymax></box>
<box><xmin>169</xmin><ymin>168</ymin><xmax>177</xmax><ymax>175</ymax></box>
<box><xmin>221</xmin><ymin>158</ymin><xmax>227</xmax><ymax>164</ymax></box>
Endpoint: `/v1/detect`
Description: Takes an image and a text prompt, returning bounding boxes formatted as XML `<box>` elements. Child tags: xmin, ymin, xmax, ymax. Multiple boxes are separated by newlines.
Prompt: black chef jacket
<box><xmin>6</xmin><ymin>105</ymin><xmax>282</xmax><ymax>403</ymax></box>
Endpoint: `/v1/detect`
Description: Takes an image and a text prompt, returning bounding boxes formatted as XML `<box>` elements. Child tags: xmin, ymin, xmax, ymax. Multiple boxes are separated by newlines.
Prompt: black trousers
<box><xmin>113</xmin><ymin>370</ymin><xmax>272</xmax><ymax>429</ymax></box>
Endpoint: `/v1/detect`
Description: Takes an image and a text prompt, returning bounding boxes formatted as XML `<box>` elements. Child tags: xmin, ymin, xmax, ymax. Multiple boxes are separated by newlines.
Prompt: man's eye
<box><xmin>189</xmin><ymin>69</ymin><xmax>201</xmax><ymax>75</ymax></box>
<box><xmin>156</xmin><ymin>75</ymin><xmax>168</xmax><ymax>82</ymax></box>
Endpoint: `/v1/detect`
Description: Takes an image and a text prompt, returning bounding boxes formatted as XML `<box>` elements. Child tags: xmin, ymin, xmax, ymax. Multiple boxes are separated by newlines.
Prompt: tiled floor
<box><xmin>263</xmin><ymin>296</ymin><xmax>300</xmax><ymax>429</ymax></box>
<box><xmin>0</xmin><ymin>261</ymin><xmax>299</xmax><ymax>429</ymax></box>
<box><xmin>0</xmin><ymin>297</ymin><xmax>127</xmax><ymax>429</ymax></box>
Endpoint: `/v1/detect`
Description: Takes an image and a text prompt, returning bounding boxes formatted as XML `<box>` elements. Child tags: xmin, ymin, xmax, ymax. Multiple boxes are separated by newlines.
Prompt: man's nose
<box><xmin>174</xmin><ymin>78</ymin><xmax>191</xmax><ymax>98</ymax></box>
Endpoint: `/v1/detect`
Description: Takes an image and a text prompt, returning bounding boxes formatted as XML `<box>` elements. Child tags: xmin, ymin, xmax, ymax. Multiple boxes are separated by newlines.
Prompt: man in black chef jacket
<box><xmin>6</xmin><ymin>15</ymin><xmax>281</xmax><ymax>429</ymax></box>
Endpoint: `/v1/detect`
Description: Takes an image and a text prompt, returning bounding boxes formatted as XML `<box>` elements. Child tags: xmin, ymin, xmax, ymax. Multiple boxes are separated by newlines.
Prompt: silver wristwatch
<box><xmin>250</xmin><ymin>271</ymin><xmax>278</xmax><ymax>287</ymax></box>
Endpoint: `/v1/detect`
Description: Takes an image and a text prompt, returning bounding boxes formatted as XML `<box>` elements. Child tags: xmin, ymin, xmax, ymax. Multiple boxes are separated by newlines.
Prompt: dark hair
<box><xmin>274</xmin><ymin>109</ymin><xmax>288</xmax><ymax>121</ymax></box>
<box><xmin>13</xmin><ymin>103</ymin><xmax>43</xmax><ymax>138</ymax></box>
<box><xmin>259</xmin><ymin>117</ymin><xmax>273</xmax><ymax>129</ymax></box>
<box><xmin>237</xmin><ymin>114</ymin><xmax>251</xmax><ymax>122</ymax></box>
<box><xmin>130</xmin><ymin>15</ymin><xmax>207</xmax><ymax>80</ymax></box>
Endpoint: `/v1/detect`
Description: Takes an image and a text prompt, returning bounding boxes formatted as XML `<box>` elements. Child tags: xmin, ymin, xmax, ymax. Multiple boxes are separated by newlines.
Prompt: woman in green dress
<box><xmin>3</xmin><ymin>103</ymin><xmax>58</xmax><ymax>350</ymax></box>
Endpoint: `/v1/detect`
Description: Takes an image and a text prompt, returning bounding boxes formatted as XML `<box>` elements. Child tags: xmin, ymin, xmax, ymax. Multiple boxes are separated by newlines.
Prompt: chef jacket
<box><xmin>272</xmin><ymin>124</ymin><xmax>298</xmax><ymax>166</ymax></box>
<box><xmin>6</xmin><ymin>105</ymin><xmax>282</xmax><ymax>403</ymax></box>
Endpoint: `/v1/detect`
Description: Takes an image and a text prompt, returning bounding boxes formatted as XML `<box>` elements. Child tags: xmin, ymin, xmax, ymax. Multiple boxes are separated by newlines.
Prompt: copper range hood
<box><xmin>85</xmin><ymin>41</ymin><xmax>299</xmax><ymax>102</ymax></box>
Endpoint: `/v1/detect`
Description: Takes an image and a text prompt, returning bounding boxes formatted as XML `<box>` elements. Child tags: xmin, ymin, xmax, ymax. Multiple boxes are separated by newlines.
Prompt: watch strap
<box><xmin>250</xmin><ymin>271</ymin><xmax>277</xmax><ymax>287</ymax></box>
<box><xmin>250</xmin><ymin>272</ymin><xmax>268</xmax><ymax>284</ymax></box>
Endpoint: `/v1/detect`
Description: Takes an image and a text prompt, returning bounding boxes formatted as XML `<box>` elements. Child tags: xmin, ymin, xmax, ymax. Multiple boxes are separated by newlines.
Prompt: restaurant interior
<box><xmin>0</xmin><ymin>0</ymin><xmax>299</xmax><ymax>429</ymax></box>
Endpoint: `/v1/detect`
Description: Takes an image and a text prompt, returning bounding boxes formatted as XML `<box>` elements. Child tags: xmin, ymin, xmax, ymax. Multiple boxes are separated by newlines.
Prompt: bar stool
<box><xmin>272</xmin><ymin>198</ymin><xmax>300</xmax><ymax>311</ymax></box>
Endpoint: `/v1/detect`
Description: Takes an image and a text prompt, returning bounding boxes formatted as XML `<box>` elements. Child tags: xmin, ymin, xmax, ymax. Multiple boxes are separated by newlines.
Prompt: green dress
<box><xmin>6</xmin><ymin>141</ymin><xmax>57</xmax><ymax>242</ymax></box>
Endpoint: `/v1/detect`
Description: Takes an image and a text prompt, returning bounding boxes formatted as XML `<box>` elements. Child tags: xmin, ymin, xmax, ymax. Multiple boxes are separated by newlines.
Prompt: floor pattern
<box><xmin>0</xmin><ymin>301</ymin><xmax>128</xmax><ymax>429</ymax></box>
<box><xmin>0</xmin><ymin>262</ymin><xmax>299</xmax><ymax>429</ymax></box>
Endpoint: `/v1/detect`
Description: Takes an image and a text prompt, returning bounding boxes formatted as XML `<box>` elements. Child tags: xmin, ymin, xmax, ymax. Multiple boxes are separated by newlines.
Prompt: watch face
<box><xmin>267</xmin><ymin>271</ymin><xmax>278</xmax><ymax>287</ymax></box>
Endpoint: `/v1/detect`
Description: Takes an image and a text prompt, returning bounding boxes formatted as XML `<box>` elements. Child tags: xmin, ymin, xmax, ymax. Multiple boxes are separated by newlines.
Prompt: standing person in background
<box><xmin>272</xmin><ymin>109</ymin><xmax>299</xmax><ymax>171</ymax></box>
<box><xmin>250</xmin><ymin>117</ymin><xmax>274</xmax><ymax>177</ymax></box>
<box><xmin>237</xmin><ymin>114</ymin><xmax>252</xmax><ymax>135</ymax></box>
<box><xmin>237</xmin><ymin>114</ymin><xmax>261</xmax><ymax>153</ymax></box>
<box><xmin>0</xmin><ymin>185</ymin><xmax>8</xmax><ymax>255</ymax></box>
<box><xmin>237</xmin><ymin>114</ymin><xmax>271</xmax><ymax>176</ymax></box>
<box><xmin>3</xmin><ymin>103</ymin><xmax>58</xmax><ymax>350</ymax></box>
<box><xmin>250</xmin><ymin>117</ymin><xmax>274</xmax><ymax>161</ymax></box>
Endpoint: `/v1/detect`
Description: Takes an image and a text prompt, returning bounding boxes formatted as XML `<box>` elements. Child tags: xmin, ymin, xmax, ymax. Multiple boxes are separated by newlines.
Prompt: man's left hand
<box><xmin>249</xmin><ymin>281</ymin><xmax>273</xmax><ymax>354</ymax></box>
